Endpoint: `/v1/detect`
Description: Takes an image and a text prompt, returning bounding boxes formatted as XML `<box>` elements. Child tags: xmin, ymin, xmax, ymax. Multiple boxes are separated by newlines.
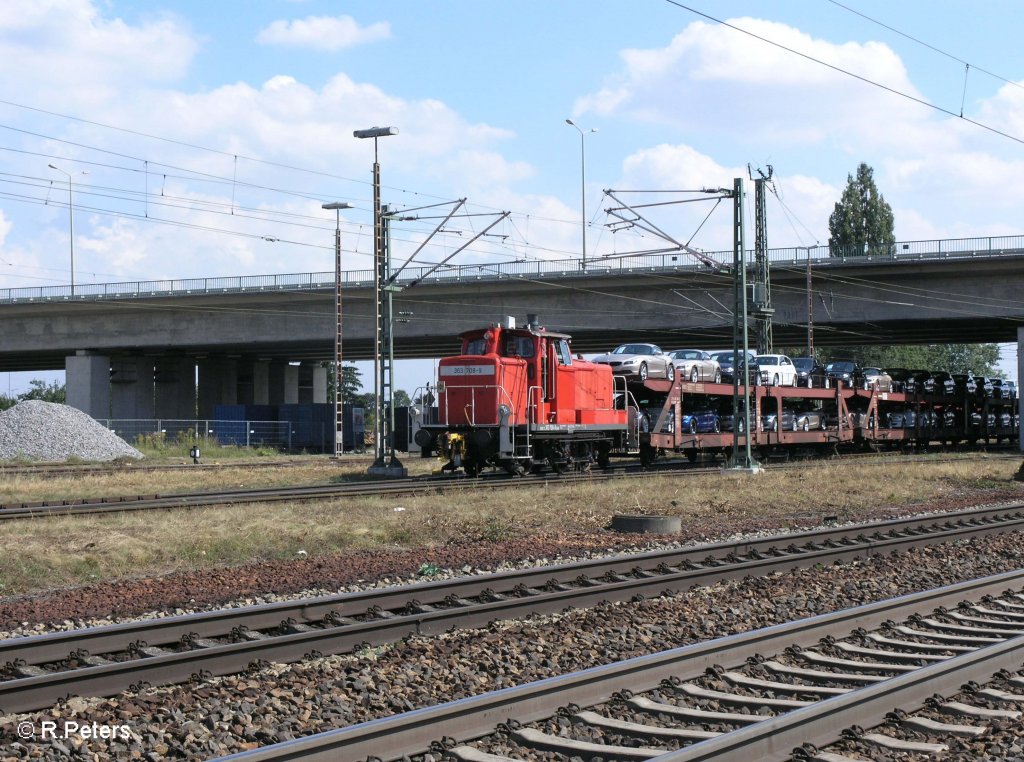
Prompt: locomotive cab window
<box><xmin>504</xmin><ymin>335</ymin><xmax>536</xmax><ymax>359</ymax></box>
<box><xmin>556</xmin><ymin>339</ymin><xmax>572</xmax><ymax>366</ymax></box>
<box><xmin>465</xmin><ymin>337</ymin><xmax>487</xmax><ymax>355</ymax></box>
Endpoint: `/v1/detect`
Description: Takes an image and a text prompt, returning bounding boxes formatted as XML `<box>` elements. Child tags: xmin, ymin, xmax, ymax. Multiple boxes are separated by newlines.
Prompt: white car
<box><xmin>753</xmin><ymin>354</ymin><xmax>797</xmax><ymax>386</ymax></box>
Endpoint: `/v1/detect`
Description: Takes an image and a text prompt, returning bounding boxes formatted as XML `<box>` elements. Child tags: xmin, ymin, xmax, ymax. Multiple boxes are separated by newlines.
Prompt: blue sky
<box><xmin>1</xmin><ymin>0</ymin><xmax>1022</xmax><ymax>395</ymax></box>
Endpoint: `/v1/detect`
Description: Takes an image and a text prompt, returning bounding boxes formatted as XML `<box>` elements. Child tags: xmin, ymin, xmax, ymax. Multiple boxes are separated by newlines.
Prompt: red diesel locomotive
<box><xmin>413</xmin><ymin>316</ymin><xmax>634</xmax><ymax>475</ymax></box>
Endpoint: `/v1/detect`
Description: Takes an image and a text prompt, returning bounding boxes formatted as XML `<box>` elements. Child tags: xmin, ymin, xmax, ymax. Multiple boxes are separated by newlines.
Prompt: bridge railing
<box><xmin>3</xmin><ymin>234</ymin><xmax>1023</xmax><ymax>303</ymax></box>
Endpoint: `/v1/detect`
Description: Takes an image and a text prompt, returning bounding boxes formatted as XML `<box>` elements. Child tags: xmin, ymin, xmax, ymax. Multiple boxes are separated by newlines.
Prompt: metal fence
<box><xmin>103</xmin><ymin>419</ymin><xmax>332</xmax><ymax>452</ymax></box>
<box><xmin>3</xmin><ymin>234</ymin><xmax>1023</xmax><ymax>304</ymax></box>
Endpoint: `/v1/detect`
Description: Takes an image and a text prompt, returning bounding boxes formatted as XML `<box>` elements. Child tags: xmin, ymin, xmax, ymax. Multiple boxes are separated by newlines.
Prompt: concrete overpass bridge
<box><xmin>0</xmin><ymin>235</ymin><xmax>1022</xmax><ymax>419</ymax></box>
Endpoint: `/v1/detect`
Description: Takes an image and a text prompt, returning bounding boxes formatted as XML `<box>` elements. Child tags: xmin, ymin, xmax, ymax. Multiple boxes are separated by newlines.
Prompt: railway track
<box><xmin>211</xmin><ymin>569</ymin><xmax>1024</xmax><ymax>761</ymax></box>
<box><xmin>0</xmin><ymin>450</ymin><xmax>1016</xmax><ymax>522</ymax></box>
<box><xmin>0</xmin><ymin>457</ymin><xmax>318</xmax><ymax>479</ymax></box>
<box><xmin>2</xmin><ymin>502</ymin><xmax>1022</xmax><ymax>715</ymax></box>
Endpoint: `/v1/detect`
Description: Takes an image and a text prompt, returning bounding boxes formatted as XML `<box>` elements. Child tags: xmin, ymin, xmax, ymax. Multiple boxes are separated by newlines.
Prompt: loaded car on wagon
<box><xmin>591</xmin><ymin>343</ymin><xmax>675</xmax><ymax>383</ymax></box>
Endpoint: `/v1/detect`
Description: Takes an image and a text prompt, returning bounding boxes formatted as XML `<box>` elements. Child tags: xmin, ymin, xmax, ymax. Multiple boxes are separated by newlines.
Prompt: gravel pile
<box><xmin>0</xmin><ymin>401</ymin><xmax>143</xmax><ymax>462</ymax></box>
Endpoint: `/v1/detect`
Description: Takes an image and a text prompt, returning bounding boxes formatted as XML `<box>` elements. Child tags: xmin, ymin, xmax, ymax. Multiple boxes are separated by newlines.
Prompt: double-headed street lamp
<box><xmin>354</xmin><ymin>126</ymin><xmax>405</xmax><ymax>477</ymax></box>
<box><xmin>565</xmin><ymin>119</ymin><xmax>597</xmax><ymax>269</ymax></box>
<box><xmin>48</xmin><ymin>163</ymin><xmax>87</xmax><ymax>295</ymax></box>
<box><xmin>322</xmin><ymin>201</ymin><xmax>352</xmax><ymax>457</ymax></box>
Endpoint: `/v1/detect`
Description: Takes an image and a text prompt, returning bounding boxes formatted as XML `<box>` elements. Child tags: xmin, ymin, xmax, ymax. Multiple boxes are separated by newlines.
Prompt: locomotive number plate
<box><xmin>440</xmin><ymin>365</ymin><xmax>495</xmax><ymax>376</ymax></box>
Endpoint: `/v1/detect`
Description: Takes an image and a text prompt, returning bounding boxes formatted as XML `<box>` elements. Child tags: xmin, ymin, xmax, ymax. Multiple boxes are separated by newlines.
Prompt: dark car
<box><xmin>952</xmin><ymin>373</ymin><xmax>978</xmax><ymax>396</ymax></box>
<box><xmin>708</xmin><ymin>350</ymin><xmax>755</xmax><ymax>384</ymax></box>
<box><xmin>792</xmin><ymin>357</ymin><xmax>830</xmax><ymax>388</ymax></box>
<box><xmin>886</xmin><ymin>411</ymin><xmax>905</xmax><ymax>428</ymax></box>
<box><xmin>931</xmin><ymin>371</ymin><xmax>955</xmax><ymax>395</ymax></box>
<box><xmin>824</xmin><ymin>360</ymin><xmax>863</xmax><ymax>389</ymax></box>
<box><xmin>887</xmin><ymin>368</ymin><xmax>917</xmax><ymax>394</ymax></box>
<box><xmin>682</xmin><ymin>409</ymin><xmax>720</xmax><ymax>434</ymax></box>
<box><xmin>974</xmin><ymin>376</ymin><xmax>996</xmax><ymax>398</ymax></box>
<box><xmin>911</xmin><ymin>370</ymin><xmax>936</xmax><ymax>395</ymax></box>
<box><xmin>1003</xmin><ymin>380</ymin><xmax>1018</xmax><ymax>400</ymax></box>
<box><xmin>902</xmin><ymin>409</ymin><xmax>918</xmax><ymax>429</ymax></box>
<box><xmin>719</xmin><ymin>408</ymin><xmax>751</xmax><ymax>433</ymax></box>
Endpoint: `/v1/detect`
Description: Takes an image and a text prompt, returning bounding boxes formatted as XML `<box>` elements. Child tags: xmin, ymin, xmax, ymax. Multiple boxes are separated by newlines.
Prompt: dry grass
<box><xmin>0</xmin><ymin>455</ymin><xmax>1021</xmax><ymax>596</ymax></box>
<box><xmin>0</xmin><ymin>457</ymin><xmax>436</xmax><ymax>504</ymax></box>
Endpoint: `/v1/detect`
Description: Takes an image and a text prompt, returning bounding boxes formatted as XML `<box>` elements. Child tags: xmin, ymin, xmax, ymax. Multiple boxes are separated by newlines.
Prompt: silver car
<box><xmin>592</xmin><ymin>343</ymin><xmax>675</xmax><ymax>382</ymax></box>
<box><xmin>668</xmin><ymin>349</ymin><xmax>722</xmax><ymax>383</ymax></box>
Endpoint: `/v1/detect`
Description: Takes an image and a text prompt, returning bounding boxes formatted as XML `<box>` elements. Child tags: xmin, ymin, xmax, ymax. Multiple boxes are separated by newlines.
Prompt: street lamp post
<box><xmin>565</xmin><ymin>119</ymin><xmax>597</xmax><ymax>269</ymax></box>
<box><xmin>322</xmin><ymin>201</ymin><xmax>352</xmax><ymax>457</ymax></box>
<box><xmin>48</xmin><ymin>163</ymin><xmax>86</xmax><ymax>295</ymax></box>
<box><xmin>354</xmin><ymin>126</ymin><xmax>406</xmax><ymax>477</ymax></box>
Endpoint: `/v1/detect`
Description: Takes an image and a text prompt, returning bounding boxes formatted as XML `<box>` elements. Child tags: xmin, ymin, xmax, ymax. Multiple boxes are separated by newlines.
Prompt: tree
<box><xmin>19</xmin><ymin>379</ymin><xmax>66</xmax><ymax>403</ymax></box>
<box><xmin>0</xmin><ymin>379</ymin><xmax>66</xmax><ymax>411</ymax></box>
<box><xmin>828</xmin><ymin>163</ymin><xmax>895</xmax><ymax>258</ymax></box>
<box><xmin>812</xmin><ymin>344</ymin><xmax>1001</xmax><ymax>376</ymax></box>
<box><xmin>324</xmin><ymin>362</ymin><xmax>363</xmax><ymax>403</ymax></box>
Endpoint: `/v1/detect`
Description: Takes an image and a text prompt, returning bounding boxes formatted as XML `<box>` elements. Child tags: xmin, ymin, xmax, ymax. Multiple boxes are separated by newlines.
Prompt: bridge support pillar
<box><xmin>298</xmin><ymin>363</ymin><xmax>328</xmax><ymax>404</ymax></box>
<box><xmin>236</xmin><ymin>360</ymin><xmax>272</xmax><ymax>406</ymax></box>
<box><xmin>198</xmin><ymin>358</ymin><xmax>238</xmax><ymax>418</ymax></box>
<box><xmin>154</xmin><ymin>357</ymin><xmax>196</xmax><ymax>419</ymax></box>
<box><xmin>65</xmin><ymin>352</ymin><xmax>110</xmax><ymax>420</ymax></box>
<box><xmin>110</xmin><ymin>357</ymin><xmax>154</xmax><ymax>420</ymax></box>
<box><xmin>269</xmin><ymin>363</ymin><xmax>299</xmax><ymax>404</ymax></box>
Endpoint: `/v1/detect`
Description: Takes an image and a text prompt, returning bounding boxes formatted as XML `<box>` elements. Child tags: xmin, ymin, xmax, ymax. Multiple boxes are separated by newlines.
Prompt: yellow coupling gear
<box><xmin>441</xmin><ymin>432</ymin><xmax>466</xmax><ymax>467</ymax></box>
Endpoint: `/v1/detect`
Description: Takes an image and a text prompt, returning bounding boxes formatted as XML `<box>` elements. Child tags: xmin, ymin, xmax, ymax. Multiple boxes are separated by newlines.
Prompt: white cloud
<box><xmin>256</xmin><ymin>15</ymin><xmax>390</xmax><ymax>51</ymax></box>
<box><xmin>576</xmin><ymin>17</ymin><xmax>939</xmax><ymax>154</ymax></box>
<box><xmin>0</xmin><ymin>0</ymin><xmax>196</xmax><ymax>107</ymax></box>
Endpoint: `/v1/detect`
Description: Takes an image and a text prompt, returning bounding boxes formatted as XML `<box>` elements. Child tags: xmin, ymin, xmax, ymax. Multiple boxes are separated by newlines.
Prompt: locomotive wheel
<box><xmin>638</xmin><ymin>362</ymin><xmax>648</xmax><ymax>382</ymax></box>
<box><xmin>690</xmin><ymin>367</ymin><xmax>699</xmax><ymax>383</ymax></box>
<box><xmin>597</xmin><ymin>449</ymin><xmax>611</xmax><ymax>470</ymax></box>
<box><xmin>464</xmin><ymin>460</ymin><xmax>482</xmax><ymax>477</ymax></box>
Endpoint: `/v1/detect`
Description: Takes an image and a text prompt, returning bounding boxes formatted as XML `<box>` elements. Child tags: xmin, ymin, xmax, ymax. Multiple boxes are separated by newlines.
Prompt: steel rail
<box><xmin>1</xmin><ymin>503</ymin><xmax>1022</xmax><ymax>714</ymax></box>
<box><xmin>209</xmin><ymin>569</ymin><xmax>1024</xmax><ymax>761</ymax></box>
<box><xmin>655</xmin><ymin>634</ymin><xmax>1024</xmax><ymax>761</ymax></box>
<box><xmin>0</xmin><ymin>451</ymin><xmax>1014</xmax><ymax>522</ymax></box>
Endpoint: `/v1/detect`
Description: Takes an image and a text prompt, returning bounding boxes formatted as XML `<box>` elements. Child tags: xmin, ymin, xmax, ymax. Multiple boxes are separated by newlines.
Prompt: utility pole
<box><xmin>806</xmin><ymin>245</ymin><xmax>814</xmax><ymax>356</ymax></box>
<box><xmin>727</xmin><ymin>177</ymin><xmax>760</xmax><ymax>473</ymax></box>
<box><xmin>749</xmin><ymin>165</ymin><xmax>774</xmax><ymax>355</ymax></box>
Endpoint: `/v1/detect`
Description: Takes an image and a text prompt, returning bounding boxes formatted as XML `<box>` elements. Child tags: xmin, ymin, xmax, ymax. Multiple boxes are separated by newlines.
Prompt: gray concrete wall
<box><xmin>154</xmin><ymin>357</ymin><xmax>196</xmax><ymax>419</ymax></box>
<box><xmin>110</xmin><ymin>357</ymin><xmax>154</xmax><ymax>419</ymax></box>
<box><xmin>65</xmin><ymin>353</ymin><xmax>109</xmax><ymax>419</ymax></box>
<box><xmin>198</xmin><ymin>358</ymin><xmax>238</xmax><ymax>418</ymax></box>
